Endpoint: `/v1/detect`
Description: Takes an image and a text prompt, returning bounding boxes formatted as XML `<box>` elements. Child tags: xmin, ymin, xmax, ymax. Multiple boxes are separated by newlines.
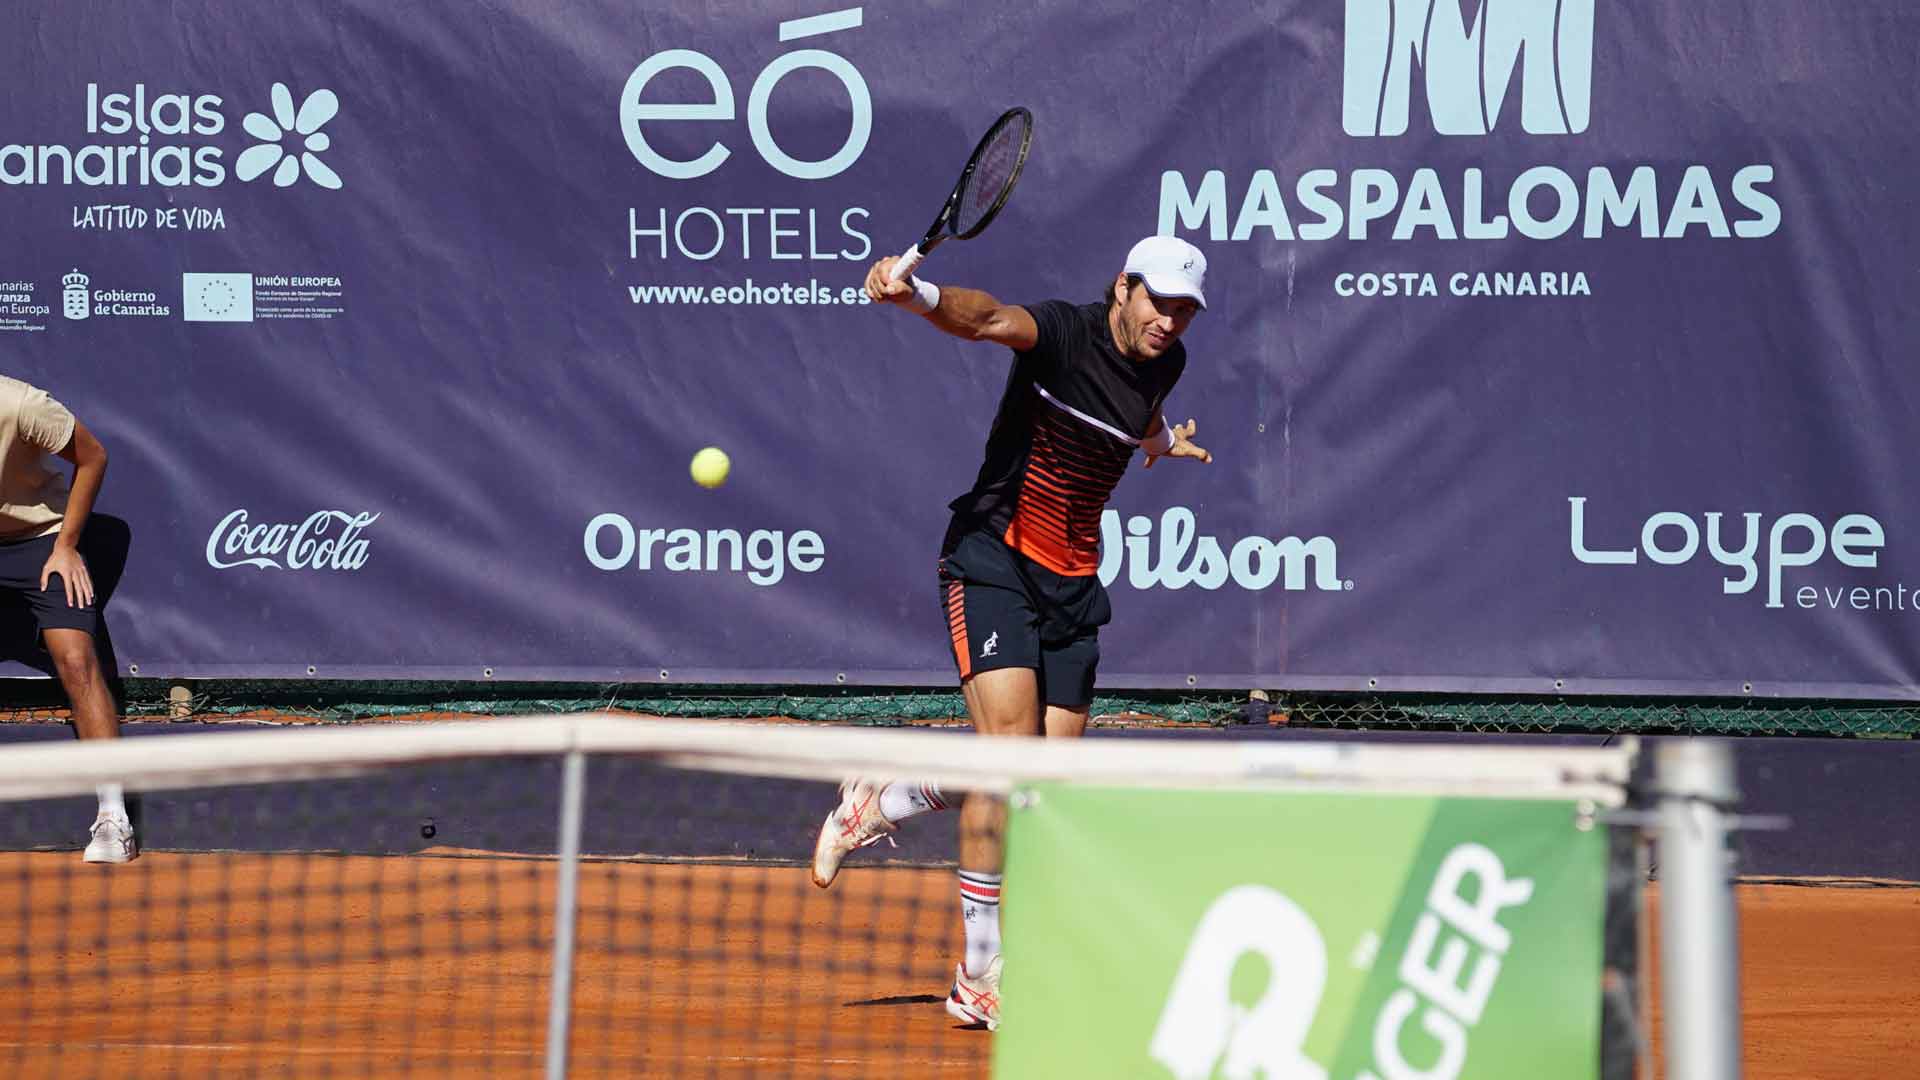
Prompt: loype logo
<box><xmin>1343</xmin><ymin>0</ymin><xmax>1594</xmax><ymax>137</ymax></box>
<box><xmin>1569</xmin><ymin>498</ymin><xmax>1887</xmax><ymax>609</ymax></box>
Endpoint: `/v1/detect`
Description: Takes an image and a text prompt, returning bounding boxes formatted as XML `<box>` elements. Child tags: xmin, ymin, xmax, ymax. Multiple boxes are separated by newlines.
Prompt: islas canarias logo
<box><xmin>1</xmin><ymin>81</ymin><xmax>342</xmax><ymax>189</ymax></box>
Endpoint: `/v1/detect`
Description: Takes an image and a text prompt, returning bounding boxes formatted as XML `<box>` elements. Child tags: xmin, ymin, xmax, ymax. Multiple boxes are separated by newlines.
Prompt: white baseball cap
<box><xmin>1123</xmin><ymin>235</ymin><xmax>1208</xmax><ymax>310</ymax></box>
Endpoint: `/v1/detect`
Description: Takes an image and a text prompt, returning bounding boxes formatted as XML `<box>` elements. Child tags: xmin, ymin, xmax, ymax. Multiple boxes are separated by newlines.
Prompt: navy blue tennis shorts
<box><xmin>0</xmin><ymin>531</ymin><xmax>100</xmax><ymax>637</ymax></box>
<box><xmin>936</xmin><ymin>520</ymin><xmax>1110</xmax><ymax>709</ymax></box>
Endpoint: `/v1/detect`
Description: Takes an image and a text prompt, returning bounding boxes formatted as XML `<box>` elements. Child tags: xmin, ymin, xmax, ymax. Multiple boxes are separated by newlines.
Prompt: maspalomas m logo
<box><xmin>1342</xmin><ymin>0</ymin><xmax>1592</xmax><ymax>137</ymax></box>
<box><xmin>1</xmin><ymin>80</ymin><xmax>342</xmax><ymax>190</ymax></box>
<box><xmin>1158</xmin><ymin>0</ymin><xmax>1780</xmax><ymax>300</ymax></box>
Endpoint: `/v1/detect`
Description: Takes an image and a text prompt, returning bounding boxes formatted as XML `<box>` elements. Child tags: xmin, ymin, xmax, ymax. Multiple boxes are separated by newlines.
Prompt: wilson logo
<box><xmin>1098</xmin><ymin>508</ymin><xmax>1348</xmax><ymax>593</ymax></box>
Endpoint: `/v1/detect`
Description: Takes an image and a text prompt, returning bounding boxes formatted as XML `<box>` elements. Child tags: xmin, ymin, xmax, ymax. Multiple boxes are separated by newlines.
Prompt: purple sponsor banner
<box><xmin>2</xmin><ymin>1</ymin><xmax>1917</xmax><ymax>696</ymax></box>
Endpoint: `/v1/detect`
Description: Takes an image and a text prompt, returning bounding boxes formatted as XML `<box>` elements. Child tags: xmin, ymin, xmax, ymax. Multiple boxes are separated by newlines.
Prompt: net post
<box><xmin>1656</xmin><ymin>739</ymin><xmax>1742</xmax><ymax>1080</ymax></box>
<box><xmin>544</xmin><ymin>748</ymin><xmax>587</xmax><ymax>1080</ymax></box>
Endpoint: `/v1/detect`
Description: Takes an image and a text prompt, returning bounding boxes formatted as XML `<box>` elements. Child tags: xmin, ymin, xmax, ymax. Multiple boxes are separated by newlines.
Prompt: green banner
<box><xmin>995</xmin><ymin>786</ymin><xmax>1606</xmax><ymax>1079</ymax></box>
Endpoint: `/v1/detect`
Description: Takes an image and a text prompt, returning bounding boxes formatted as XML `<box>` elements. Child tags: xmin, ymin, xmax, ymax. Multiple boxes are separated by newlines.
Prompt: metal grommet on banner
<box><xmin>127</xmin><ymin>663</ymin><xmax>140</xmax><ymax>675</ymax></box>
<box><xmin>658</xmin><ymin>669</ymin><xmax>670</xmax><ymax>681</ymax></box>
<box><xmin>1554</xmin><ymin>679</ymin><xmax>1565</xmax><ymax>691</ymax></box>
<box><xmin>1742</xmin><ymin>682</ymin><xmax>1753</xmax><ymax>695</ymax></box>
<box><xmin>1367</xmin><ymin>678</ymin><xmax>1378</xmax><ymax>689</ymax></box>
<box><xmin>482</xmin><ymin>667</ymin><xmax>494</xmax><ymax>679</ymax></box>
<box><xmin>1185</xmin><ymin>674</ymin><xmax>1196</xmax><ymax>687</ymax></box>
<box><xmin>306</xmin><ymin>665</ymin><xmax>317</xmax><ymax>676</ymax></box>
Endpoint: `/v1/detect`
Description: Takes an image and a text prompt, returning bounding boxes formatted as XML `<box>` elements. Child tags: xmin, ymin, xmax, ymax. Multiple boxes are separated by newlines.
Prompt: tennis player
<box><xmin>0</xmin><ymin>375</ymin><xmax>135</xmax><ymax>863</ymax></box>
<box><xmin>810</xmin><ymin>235</ymin><xmax>1213</xmax><ymax>1027</ymax></box>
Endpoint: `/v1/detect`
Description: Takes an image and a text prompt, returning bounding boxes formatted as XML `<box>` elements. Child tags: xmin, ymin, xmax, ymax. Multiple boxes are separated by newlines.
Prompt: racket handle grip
<box><xmin>887</xmin><ymin>244</ymin><xmax>924</xmax><ymax>283</ymax></box>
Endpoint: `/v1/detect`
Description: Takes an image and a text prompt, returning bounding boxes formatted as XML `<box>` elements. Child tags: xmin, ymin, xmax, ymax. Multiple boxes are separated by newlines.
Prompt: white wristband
<box><xmin>905</xmin><ymin>277</ymin><xmax>941</xmax><ymax>314</ymax></box>
<box><xmin>1144</xmin><ymin>416</ymin><xmax>1176</xmax><ymax>455</ymax></box>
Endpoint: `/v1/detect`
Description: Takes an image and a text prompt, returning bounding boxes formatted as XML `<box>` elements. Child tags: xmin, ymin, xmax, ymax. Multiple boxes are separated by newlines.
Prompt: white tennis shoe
<box><xmin>945</xmin><ymin>954</ymin><xmax>1002</xmax><ymax>1029</ymax></box>
<box><xmin>83</xmin><ymin>813</ymin><xmax>137</xmax><ymax>864</ymax></box>
<box><xmin>809</xmin><ymin>780</ymin><xmax>895</xmax><ymax>888</ymax></box>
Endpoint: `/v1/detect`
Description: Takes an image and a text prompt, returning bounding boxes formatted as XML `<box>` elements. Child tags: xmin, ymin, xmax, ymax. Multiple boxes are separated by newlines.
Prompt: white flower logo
<box><xmin>237</xmin><ymin>83</ymin><xmax>342</xmax><ymax>189</ymax></box>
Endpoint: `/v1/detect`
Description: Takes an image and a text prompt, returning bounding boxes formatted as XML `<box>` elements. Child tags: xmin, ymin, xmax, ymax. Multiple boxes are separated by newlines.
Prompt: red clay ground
<box><xmin>0</xmin><ymin>853</ymin><xmax>1909</xmax><ymax>1077</ymax></box>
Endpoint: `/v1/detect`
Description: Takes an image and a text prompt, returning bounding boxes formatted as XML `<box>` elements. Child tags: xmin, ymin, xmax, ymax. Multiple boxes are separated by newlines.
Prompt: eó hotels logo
<box><xmin>62</xmin><ymin>270</ymin><xmax>89</xmax><ymax>320</ymax></box>
<box><xmin>1343</xmin><ymin>0</ymin><xmax>1595</xmax><ymax>137</ymax></box>
<box><xmin>236</xmin><ymin>83</ymin><xmax>342</xmax><ymax>189</ymax></box>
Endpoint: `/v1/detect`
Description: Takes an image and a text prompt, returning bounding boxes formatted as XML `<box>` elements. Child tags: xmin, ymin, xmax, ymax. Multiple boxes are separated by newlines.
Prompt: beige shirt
<box><xmin>0</xmin><ymin>376</ymin><xmax>75</xmax><ymax>540</ymax></box>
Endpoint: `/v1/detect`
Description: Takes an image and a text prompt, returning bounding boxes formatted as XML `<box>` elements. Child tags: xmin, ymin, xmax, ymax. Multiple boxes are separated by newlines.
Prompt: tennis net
<box><xmin>0</xmin><ymin>716</ymin><xmax>1643</xmax><ymax>1078</ymax></box>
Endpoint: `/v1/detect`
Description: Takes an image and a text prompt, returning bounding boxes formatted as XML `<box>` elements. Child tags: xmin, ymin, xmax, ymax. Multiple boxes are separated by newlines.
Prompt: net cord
<box><xmin>0</xmin><ymin>715</ymin><xmax>1635</xmax><ymax>807</ymax></box>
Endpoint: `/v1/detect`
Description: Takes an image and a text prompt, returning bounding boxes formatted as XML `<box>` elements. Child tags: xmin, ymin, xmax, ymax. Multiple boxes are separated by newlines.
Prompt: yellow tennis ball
<box><xmin>690</xmin><ymin>446</ymin><xmax>730</xmax><ymax>489</ymax></box>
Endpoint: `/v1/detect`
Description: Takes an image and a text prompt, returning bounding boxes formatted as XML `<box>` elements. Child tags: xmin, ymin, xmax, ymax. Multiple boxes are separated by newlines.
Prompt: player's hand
<box><xmin>864</xmin><ymin>258</ymin><xmax>916</xmax><ymax>305</ymax></box>
<box><xmin>1144</xmin><ymin>419</ymin><xmax>1213</xmax><ymax>469</ymax></box>
<box><xmin>40</xmin><ymin>544</ymin><xmax>94</xmax><ymax>608</ymax></box>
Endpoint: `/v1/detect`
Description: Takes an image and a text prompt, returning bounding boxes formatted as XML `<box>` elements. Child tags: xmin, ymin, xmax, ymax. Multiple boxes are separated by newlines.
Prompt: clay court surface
<box><xmin>0</xmin><ymin>853</ymin><xmax>1912</xmax><ymax>1078</ymax></box>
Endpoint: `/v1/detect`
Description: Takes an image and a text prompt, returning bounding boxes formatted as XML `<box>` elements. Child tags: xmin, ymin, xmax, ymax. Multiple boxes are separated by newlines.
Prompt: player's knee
<box><xmin>45</xmin><ymin>633</ymin><xmax>100</xmax><ymax>680</ymax></box>
<box><xmin>1043</xmin><ymin>706</ymin><xmax>1090</xmax><ymax>737</ymax></box>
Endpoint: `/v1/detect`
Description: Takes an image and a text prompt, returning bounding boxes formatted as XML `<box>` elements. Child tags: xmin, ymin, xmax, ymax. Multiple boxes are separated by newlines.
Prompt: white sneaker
<box><xmin>945</xmin><ymin>954</ymin><xmax>1002</xmax><ymax>1030</ymax></box>
<box><xmin>83</xmin><ymin>813</ymin><xmax>137</xmax><ymax>864</ymax></box>
<box><xmin>809</xmin><ymin>779</ymin><xmax>895</xmax><ymax>888</ymax></box>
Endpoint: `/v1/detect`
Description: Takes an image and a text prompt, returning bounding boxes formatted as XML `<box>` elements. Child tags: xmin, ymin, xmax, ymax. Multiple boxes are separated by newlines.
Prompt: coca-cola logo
<box><xmin>205</xmin><ymin>509</ymin><xmax>378</xmax><ymax>570</ymax></box>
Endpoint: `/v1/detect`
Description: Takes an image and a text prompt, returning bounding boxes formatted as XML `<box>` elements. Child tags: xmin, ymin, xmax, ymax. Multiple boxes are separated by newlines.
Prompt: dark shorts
<box><xmin>937</xmin><ymin>520</ymin><xmax>1111</xmax><ymax>709</ymax></box>
<box><xmin>0</xmin><ymin>531</ymin><xmax>100</xmax><ymax>638</ymax></box>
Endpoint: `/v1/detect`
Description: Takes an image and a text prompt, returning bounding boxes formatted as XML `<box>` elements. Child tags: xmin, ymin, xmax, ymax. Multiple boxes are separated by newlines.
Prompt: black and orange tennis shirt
<box><xmin>946</xmin><ymin>299</ymin><xmax>1187</xmax><ymax>576</ymax></box>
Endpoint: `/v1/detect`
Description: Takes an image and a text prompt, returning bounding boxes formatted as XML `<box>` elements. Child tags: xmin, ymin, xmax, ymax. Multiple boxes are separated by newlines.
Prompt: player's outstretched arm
<box><xmin>864</xmin><ymin>257</ymin><xmax>1038</xmax><ymax>351</ymax></box>
<box><xmin>1143</xmin><ymin>417</ymin><xmax>1213</xmax><ymax>469</ymax></box>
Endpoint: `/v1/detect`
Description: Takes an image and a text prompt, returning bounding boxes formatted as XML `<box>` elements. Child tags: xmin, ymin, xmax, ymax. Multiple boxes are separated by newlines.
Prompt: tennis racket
<box><xmin>886</xmin><ymin>107</ymin><xmax>1034</xmax><ymax>282</ymax></box>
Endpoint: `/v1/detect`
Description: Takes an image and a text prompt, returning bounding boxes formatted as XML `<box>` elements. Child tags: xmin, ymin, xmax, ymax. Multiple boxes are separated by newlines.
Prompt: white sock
<box><xmin>958</xmin><ymin>870</ymin><xmax>1002</xmax><ymax>978</ymax></box>
<box><xmin>95</xmin><ymin>784</ymin><xmax>126</xmax><ymax>821</ymax></box>
<box><xmin>878</xmin><ymin>781</ymin><xmax>949</xmax><ymax>823</ymax></box>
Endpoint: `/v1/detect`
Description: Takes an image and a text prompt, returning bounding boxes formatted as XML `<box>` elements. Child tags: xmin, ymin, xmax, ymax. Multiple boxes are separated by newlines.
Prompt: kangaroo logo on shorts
<box><xmin>981</xmin><ymin>631</ymin><xmax>999</xmax><ymax>658</ymax></box>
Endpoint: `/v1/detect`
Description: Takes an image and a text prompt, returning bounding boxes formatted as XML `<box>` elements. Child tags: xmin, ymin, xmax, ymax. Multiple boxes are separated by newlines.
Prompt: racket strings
<box><xmin>954</xmin><ymin>116</ymin><xmax>1030</xmax><ymax>236</ymax></box>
